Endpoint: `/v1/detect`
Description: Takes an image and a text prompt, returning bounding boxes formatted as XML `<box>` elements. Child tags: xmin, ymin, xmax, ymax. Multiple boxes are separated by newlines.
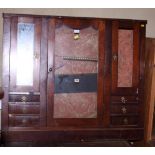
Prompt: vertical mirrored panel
<box><xmin>117</xmin><ymin>29</ymin><xmax>133</xmax><ymax>87</ymax></box>
<box><xmin>54</xmin><ymin>25</ymin><xmax>98</xmax><ymax>118</ymax></box>
<box><xmin>16</xmin><ymin>23</ymin><xmax>34</xmax><ymax>86</ymax></box>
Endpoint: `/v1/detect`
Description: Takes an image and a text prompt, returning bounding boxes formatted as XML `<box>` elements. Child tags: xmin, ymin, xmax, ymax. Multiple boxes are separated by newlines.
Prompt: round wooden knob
<box><xmin>49</xmin><ymin>68</ymin><xmax>53</xmax><ymax>72</ymax></box>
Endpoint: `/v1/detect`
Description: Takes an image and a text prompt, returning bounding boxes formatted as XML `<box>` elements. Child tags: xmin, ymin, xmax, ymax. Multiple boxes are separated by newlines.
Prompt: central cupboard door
<box><xmin>47</xmin><ymin>18</ymin><xmax>105</xmax><ymax>127</ymax></box>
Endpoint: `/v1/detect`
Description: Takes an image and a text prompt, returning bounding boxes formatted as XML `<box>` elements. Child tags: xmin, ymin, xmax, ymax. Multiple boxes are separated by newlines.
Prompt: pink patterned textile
<box><xmin>118</xmin><ymin>29</ymin><xmax>133</xmax><ymax>87</ymax></box>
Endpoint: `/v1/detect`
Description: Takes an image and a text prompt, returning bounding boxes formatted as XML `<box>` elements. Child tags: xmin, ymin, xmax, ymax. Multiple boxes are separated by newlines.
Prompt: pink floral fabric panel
<box><xmin>118</xmin><ymin>29</ymin><xmax>133</xmax><ymax>87</ymax></box>
<box><xmin>54</xmin><ymin>25</ymin><xmax>98</xmax><ymax>118</ymax></box>
<box><xmin>55</xmin><ymin>25</ymin><xmax>98</xmax><ymax>75</ymax></box>
<box><xmin>54</xmin><ymin>93</ymin><xmax>97</xmax><ymax>118</ymax></box>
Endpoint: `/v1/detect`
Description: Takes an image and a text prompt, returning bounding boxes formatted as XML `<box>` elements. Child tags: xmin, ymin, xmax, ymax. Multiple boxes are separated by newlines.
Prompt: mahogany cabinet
<box><xmin>1</xmin><ymin>14</ymin><xmax>147</xmax><ymax>146</ymax></box>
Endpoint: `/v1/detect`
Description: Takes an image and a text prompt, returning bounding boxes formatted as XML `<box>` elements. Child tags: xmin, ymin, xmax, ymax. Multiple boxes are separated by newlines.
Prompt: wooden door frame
<box><xmin>144</xmin><ymin>38</ymin><xmax>155</xmax><ymax>143</ymax></box>
<box><xmin>9</xmin><ymin>16</ymin><xmax>41</xmax><ymax>92</ymax></box>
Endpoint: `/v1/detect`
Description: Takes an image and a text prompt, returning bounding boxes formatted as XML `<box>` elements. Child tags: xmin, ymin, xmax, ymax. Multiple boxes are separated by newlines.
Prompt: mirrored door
<box><xmin>10</xmin><ymin>17</ymin><xmax>41</xmax><ymax>92</ymax></box>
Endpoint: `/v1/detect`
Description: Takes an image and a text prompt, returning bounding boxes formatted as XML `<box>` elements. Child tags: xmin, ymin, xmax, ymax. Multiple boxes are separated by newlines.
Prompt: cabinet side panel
<box><xmin>40</xmin><ymin>18</ymin><xmax>48</xmax><ymax>126</ymax></box>
<box><xmin>144</xmin><ymin>38</ymin><xmax>155</xmax><ymax>142</ymax></box>
<box><xmin>2</xmin><ymin>17</ymin><xmax>11</xmax><ymax>131</ymax></box>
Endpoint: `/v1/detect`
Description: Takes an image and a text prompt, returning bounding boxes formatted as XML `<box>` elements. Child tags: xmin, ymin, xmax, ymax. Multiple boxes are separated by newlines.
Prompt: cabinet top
<box><xmin>2</xmin><ymin>13</ymin><xmax>147</xmax><ymax>24</ymax></box>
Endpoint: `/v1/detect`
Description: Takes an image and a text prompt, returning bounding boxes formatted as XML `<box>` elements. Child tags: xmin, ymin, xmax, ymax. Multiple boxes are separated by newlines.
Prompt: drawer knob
<box><xmin>21</xmin><ymin>96</ymin><xmax>27</xmax><ymax>102</ymax></box>
<box><xmin>121</xmin><ymin>97</ymin><xmax>127</xmax><ymax>103</ymax></box>
<box><xmin>22</xmin><ymin>119</ymin><xmax>28</xmax><ymax>124</ymax></box>
<box><xmin>113</xmin><ymin>53</ymin><xmax>118</xmax><ymax>61</ymax></box>
<box><xmin>23</xmin><ymin>107</ymin><xmax>27</xmax><ymax>114</ymax></box>
<box><xmin>121</xmin><ymin>106</ymin><xmax>127</xmax><ymax>114</ymax></box>
<box><xmin>123</xmin><ymin>118</ymin><xmax>128</xmax><ymax>125</ymax></box>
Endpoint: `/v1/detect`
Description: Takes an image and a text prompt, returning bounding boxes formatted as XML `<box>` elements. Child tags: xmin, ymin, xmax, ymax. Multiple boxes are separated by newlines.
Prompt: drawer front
<box><xmin>111</xmin><ymin>96</ymin><xmax>139</xmax><ymax>104</ymax></box>
<box><xmin>111</xmin><ymin>105</ymin><xmax>139</xmax><ymax>114</ymax></box>
<box><xmin>9</xmin><ymin>103</ymin><xmax>40</xmax><ymax>114</ymax></box>
<box><xmin>110</xmin><ymin>116</ymin><xmax>139</xmax><ymax>126</ymax></box>
<box><xmin>9</xmin><ymin>94</ymin><xmax>40</xmax><ymax>102</ymax></box>
<box><xmin>9</xmin><ymin>115</ymin><xmax>40</xmax><ymax>127</ymax></box>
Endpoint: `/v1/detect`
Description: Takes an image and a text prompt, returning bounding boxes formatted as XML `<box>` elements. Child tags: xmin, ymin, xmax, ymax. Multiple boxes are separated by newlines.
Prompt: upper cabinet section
<box><xmin>3</xmin><ymin>14</ymin><xmax>146</xmax><ymax>97</ymax></box>
<box><xmin>9</xmin><ymin>17</ymin><xmax>41</xmax><ymax>92</ymax></box>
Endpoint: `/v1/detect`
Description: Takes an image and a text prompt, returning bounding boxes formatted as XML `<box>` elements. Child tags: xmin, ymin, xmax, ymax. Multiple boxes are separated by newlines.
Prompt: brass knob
<box><xmin>123</xmin><ymin>118</ymin><xmax>128</xmax><ymax>125</ymax></box>
<box><xmin>22</xmin><ymin>119</ymin><xmax>28</xmax><ymax>124</ymax></box>
<box><xmin>74</xmin><ymin>34</ymin><xmax>80</xmax><ymax>40</ymax></box>
<box><xmin>121</xmin><ymin>106</ymin><xmax>127</xmax><ymax>114</ymax></box>
<box><xmin>113</xmin><ymin>53</ymin><xmax>118</xmax><ymax>61</ymax></box>
<box><xmin>121</xmin><ymin>96</ymin><xmax>127</xmax><ymax>103</ymax></box>
<box><xmin>21</xmin><ymin>96</ymin><xmax>27</xmax><ymax>102</ymax></box>
<box><xmin>140</xmin><ymin>24</ymin><xmax>145</xmax><ymax>27</ymax></box>
<box><xmin>23</xmin><ymin>107</ymin><xmax>27</xmax><ymax>114</ymax></box>
<box><xmin>34</xmin><ymin>53</ymin><xmax>40</xmax><ymax>59</ymax></box>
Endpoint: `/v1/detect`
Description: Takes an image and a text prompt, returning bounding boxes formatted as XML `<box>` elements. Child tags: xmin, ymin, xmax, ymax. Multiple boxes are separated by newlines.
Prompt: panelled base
<box><xmin>1</xmin><ymin>128</ymin><xmax>144</xmax><ymax>146</ymax></box>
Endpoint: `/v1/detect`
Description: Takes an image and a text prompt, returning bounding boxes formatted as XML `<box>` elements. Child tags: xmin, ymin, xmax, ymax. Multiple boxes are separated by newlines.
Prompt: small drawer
<box><xmin>111</xmin><ymin>105</ymin><xmax>139</xmax><ymax>114</ymax></box>
<box><xmin>9</xmin><ymin>103</ymin><xmax>40</xmax><ymax>114</ymax></box>
<box><xmin>9</xmin><ymin>114</ymin><xmax>40</xmax><ymax>127</ymax></box>
<box><xmin>110</xmin><ymin>116</ymin><xmax>139</xmax><ymax>126</ymax></box>
<box><xmin>9</xmin><ymin>94</ymin><xmax>40</xmax><ymax>102</ymax></box>
<box><xmin>111</xmin><ymin>96</ymin><xmax>139</xmax><ymax>104</ymax></box>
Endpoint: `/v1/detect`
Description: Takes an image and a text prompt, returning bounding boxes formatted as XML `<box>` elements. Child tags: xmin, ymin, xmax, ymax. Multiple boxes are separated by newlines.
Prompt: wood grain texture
<box><xmin>102</xmin><ymin>20</ymin><xmax>111</xmax><ymax>127</ymax></box>
<box><xmin>144</xmin><ymin>38</ymin><xmax>155</xmax><ymax>142</ymax></box>
<box><xmin>2</xmin><ymin>17</ymin><xmax>11</xmax><ymax>132</ymax></box>
<box><xmin>97</xmin><ymin>20</ymin><xmax>105</xmax><ymax>126</ymax></box>
<box><xmin>0</xmin><ymin>87</ymin><xmax>4</xmax><ymax>99</ymax></box>
<box><xmin>47</xmin><ymin>18</ymin><xmax>55</xmax><ymax>125</ymax></box>
<box><xmin>40</xmin><ymin>17</ymin><xmax>48</xmax><ymax>126</ymax></box>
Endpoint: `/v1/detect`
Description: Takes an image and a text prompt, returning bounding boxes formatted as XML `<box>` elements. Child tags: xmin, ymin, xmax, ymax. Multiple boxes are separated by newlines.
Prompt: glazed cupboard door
<box><xmin>9</xmin><ymin>17</ymin><xmax>41</xmax><ymax>92</ymax></box>
<box><xmin>47</xmin><ymin>18</ymin><xmax>105</xmax><ymax>127</ymax></box>
<box><xmin>3</xmin><ymin>16</ymin><xmax>43</xmax><ymax>128</ymax></box>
